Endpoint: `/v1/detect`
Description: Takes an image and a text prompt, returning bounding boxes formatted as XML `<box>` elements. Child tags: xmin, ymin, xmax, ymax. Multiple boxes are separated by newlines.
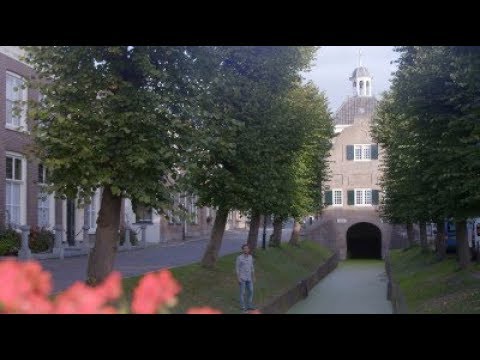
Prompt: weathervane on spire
<box><xmin>358</xmin><ymin>48</ymin><xmax>363</xmax><ymax>67</ymax></box>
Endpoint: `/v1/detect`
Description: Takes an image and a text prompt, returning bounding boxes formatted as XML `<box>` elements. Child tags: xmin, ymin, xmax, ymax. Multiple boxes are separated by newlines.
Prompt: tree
<box><xmin>182</xmin><ymin>46</ymin><xmax>318</xmax><ymax>267</ymax></box>
<box><xmin>373</xmin><ymin>47</ymin><xmax>456</xmax><ymax>254</ymax></box>
<box><xmin>372</xmin><ymin>91</ymin><xmax>425</xmax><ymax>248</ymax></box>
<box><xmin>259</xmin><ymin>82</ymin><xmax>333</xmax><ymax>247</ymax></box>
<box><xmin>373</xmin><ymin>46</ymin><xmax>480</xmax><ymax>267</ymax></box>
<box><xmin>24</xmin><ymin>46</ymin><xmax>214</xmax><ymax>283</ymax></box>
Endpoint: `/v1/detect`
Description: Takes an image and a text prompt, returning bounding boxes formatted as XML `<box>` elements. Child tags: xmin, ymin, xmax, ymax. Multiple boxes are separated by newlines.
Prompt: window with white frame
<box><xmin>189</xmin><ymin>195</ymin><xmax>198</xmax><ymax>224</ymax></box>
<box><xmin>5</xmin><ymin>154</ymin><xmax>25</xmax><ymax>226</ymax></box>
<box><xmin>174</xmin><ymin>193</ymin><xmax>182</xmax><ymax>224</ymax></box>
<box><xmin>354</xmin><ymin>189</ymin><xmax>372</xmax><ymax>206</ymax></box>
<box><xmin>166</xmin><ymin>209</ymin><xmax>175</xmax><ymax>224</ymax></box>
<box><xmin>165</xmin><ymin>193</ymin><xmax>176</xmax><ymax>224</ymax></box>
<box><xmin>333</xmin><ymin>189</ymin><xmax>343</xmax><ymax>206</ymax></box>
<box><xmin>37</xmin><ymin>164</ymin><xmax>47</xmax><ymax>185</ymax></box>
<box><xmin>365</xmin><ymin>189</ymin><xmax>372</xmax><ymax>204</ymax></box>
<box><xmin>206</xmin><ymin>207</ymin><xmax>214</xmax><ymax>221</ymax></box>
<box><xmin>363</xmin><ymin>145</ymin><xmax>371</xmax><ymax>159</ymax></box>
<box><xmin>354</xmin><ymin>145</ymin><xmax>362</xmax><ymax>160</ymax></box>
<box><xmin>135</xmin><ymin>204</ymin><xmax>153</xmax><ymax>223</ymax></box>
<box><xmin>6</xmin><ymin>72</ymin><xmax>28</xmax><ymax>129</ymax></box>
<box><xmin>86</xmin><ymin>196</ymin><xmax>97</xmax><ymax>230</ymax></box>
<box><xmin>354</xmin><ymin>144</ymin><xmax>372</xmax><ymax>161</ymax></box>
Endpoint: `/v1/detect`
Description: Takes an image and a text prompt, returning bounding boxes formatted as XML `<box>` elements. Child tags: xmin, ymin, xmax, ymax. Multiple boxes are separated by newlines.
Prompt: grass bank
<box><xmin>123</xmin><ymin>240</ymin><xmax>332</xmax><ymax>314</ymax></box>
<box><xmin>390</xmin><ymin>246</ymin><xmax>480</xmax><ymax>313</ymax></box>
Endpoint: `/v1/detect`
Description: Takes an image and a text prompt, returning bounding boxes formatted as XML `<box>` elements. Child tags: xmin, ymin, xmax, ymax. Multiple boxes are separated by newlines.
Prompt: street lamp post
<box><xmin>262</xmin><ymin>214</ymin><xmax>267</xmax><ymax>250</ymax></box>
<box><xmin>183</xmin><ymin>193</ymin><xmax>187</xmax><ymax>242</ymax></box>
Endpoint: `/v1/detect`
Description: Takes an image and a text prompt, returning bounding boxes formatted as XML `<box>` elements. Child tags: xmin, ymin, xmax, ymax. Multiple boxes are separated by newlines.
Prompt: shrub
<box><xmin>29</xmin><ymin>227</ymin><xmax>55</xmax><ymax>254</ymax></box>
<box><xmin>119</xmin><ymin>228</ymin><xmax>139</xmax><ymax>246</ymax></box>
<box><xmin>0</xmin><ymin>227</ymin><xmax>21</xmax><ymax>256</ymax></box>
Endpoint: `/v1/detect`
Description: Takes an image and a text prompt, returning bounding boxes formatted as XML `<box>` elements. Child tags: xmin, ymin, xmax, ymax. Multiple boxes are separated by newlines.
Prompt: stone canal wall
<box><xmin>260</xmin><ymin>252</ymin><xmax>339</xmax><ymax>314</ymax></box>
<box><xmin>385</xmin><ymin>254</ymin><xmax>408</xmax><ymax>314</ymax></box>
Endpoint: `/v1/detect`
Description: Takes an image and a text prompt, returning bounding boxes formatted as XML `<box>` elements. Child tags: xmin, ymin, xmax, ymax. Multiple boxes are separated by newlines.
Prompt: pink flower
<box><xmin>21</xmin><ymin>261</ymin><xmax>52</xmax><ymax>296</ymax></box>
<box><xmin>94</xmin><ymin>271</ymin><xmax>122</xmax><ymax>302</ymax></box>
<box><xmin>131</xmin><ymin>269</ymin><xmax>181</xmax><ymax>314</ymax></box>
<box><xmin>186</xmin><ymin>307</ymin><xmax>222</xmax><ymax>314</ymax></box>
<box><xmin>53</xmin><ymin>272</ymin><xmax>122</xmax><ymax>314</ymax></box>
<box><xmin>0</xmin><ymin>259</ymin><xmax>222</xmax><ymax>315</ymax></box>
<box><xmin>0</xmin><ymin>259</ymin><xmax>53</xmax><ymax>314</ymax></box>
<box><xmin>53</xmin><ymin>282</ymin><xmax>104</xmax><ymax>314</ymax></box>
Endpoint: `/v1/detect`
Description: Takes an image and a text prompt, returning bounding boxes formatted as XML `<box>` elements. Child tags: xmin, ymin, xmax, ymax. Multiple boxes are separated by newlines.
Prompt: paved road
<box><xmin>39</xmin><ymin>227</ymin><xmax>291</xmax><ymax>293</ymax></box>
<box><xmin>287</xmin><ymin>260</ymin><xmax>392</xmax><ymax>314</ymax></box>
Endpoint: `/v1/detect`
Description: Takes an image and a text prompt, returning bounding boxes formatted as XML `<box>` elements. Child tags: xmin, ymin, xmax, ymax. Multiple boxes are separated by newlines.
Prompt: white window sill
<box><xmin>5</xmin><ymin>124</ymin><xmax>30</xmax><ymax>134</ymax></box>
<box><xmin>332</xmin><ymin>204</ymin><xmax>343</xmax><ymax>207</ymax></box>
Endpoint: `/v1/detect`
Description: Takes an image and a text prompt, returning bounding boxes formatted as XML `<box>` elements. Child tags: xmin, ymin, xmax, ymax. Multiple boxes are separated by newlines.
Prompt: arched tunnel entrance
<box><xmin>347</xmin><ymin>222</ymin><xmax>382</xmax><ymax>259</ymax></box>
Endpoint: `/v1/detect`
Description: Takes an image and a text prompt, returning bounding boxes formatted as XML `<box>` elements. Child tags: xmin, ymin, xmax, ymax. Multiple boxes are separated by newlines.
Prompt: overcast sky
<box><xmin>303</xmin><ymin>46</ymin><xmax>400</xmax><ymax>113</ymax></box>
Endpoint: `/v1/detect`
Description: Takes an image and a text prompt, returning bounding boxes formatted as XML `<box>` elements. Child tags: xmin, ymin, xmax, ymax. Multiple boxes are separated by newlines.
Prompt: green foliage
<box><xmin>28</xmin><ymin>226</ymin><xmax>55</xmax><ymax>253</ymax></box>
<box><xmin>22</xmin><ymin>46</ymin><xmax>215</xmax><ymax>211</ymax></box>
<box><xmin>372</xmin><ymin>46</ymin><xmax>480</xmax><ymax>224</ymax></box>
<box><xmin>22</xmin><ymin>46</ymin><xmax>335</xmax><ymax>269</ymax></box>
<box><xmin>0</xmin><ymin>227</ymin><xmax>21</xmax><ymax>256</ymax></box>
<box><xmin>181</xmin><ymin>46</ymin><xmax>332</xmax><ymax>222</ymax></box>
<box><xmin>255</xmin><ymin>82</ymin><xmax>334</xmax><ymax>220</ymax></box>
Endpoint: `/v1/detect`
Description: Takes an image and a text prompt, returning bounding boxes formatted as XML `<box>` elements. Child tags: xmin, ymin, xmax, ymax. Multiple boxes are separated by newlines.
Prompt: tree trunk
<box><xmin>406</xmin><ymin>223</ymin><xmax>415</xmax><ymax>248</ymax></box>
<box><xmin>86</xmin><ymin>186</ymin><xmax>122</xmax><ymax>286</ymax></box>
<box><xmin>289</xmin><ymin>219</ymin><xmax>301</xmax><ymax>246</ymax></box>
<box><xmin>201</xmin><ymin>207</ymin><xmax>229</xmax><ymax>268</ymax></box>
<box><xmin>247</xmin><ymin>211</ymin><xmax>261</xmax><ymax>253</ymax></box>
<box><xmin>419</xmin><ymin>222</ymin><xmax>428</xmax><ymax>252</ymax></box>
<box><xmin>435</xmin><ymin>221</ymin><xmax>446</xmax><ymax>261</ymax></box>
<box><xmin>456</xmin><ymin>220</ymin><xmax>470</xmax><ymax>269</ymax></box>
<box><xmin>269</xmin><ymin>216</ymin><xmax>283</xmax><ymax>248</ymax></box>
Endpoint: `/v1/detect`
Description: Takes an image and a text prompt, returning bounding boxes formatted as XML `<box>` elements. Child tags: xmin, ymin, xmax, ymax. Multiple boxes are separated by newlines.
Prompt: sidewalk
<box><xmin>38</xmin><ymin>227</ymin><xmax>291</xmax><ymax>293</ymax></box>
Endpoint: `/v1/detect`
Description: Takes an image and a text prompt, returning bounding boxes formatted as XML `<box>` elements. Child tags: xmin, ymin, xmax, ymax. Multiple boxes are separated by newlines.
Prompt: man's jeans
<box><xmin>239</xmin><ymin>279</ymin><xmax>254</xmax><ymax>310</ymax></box>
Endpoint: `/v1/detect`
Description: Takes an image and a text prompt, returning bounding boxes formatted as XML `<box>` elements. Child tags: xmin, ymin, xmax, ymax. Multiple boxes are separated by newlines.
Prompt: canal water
<box><xmin>287</xmin><ymin>260</ymin><xmax>392</xmax><ymax>314</ymax></box>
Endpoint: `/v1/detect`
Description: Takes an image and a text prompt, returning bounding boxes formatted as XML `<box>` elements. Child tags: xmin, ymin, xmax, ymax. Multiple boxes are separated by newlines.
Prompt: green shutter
<box><xmin>346</xmin><ymin>145</ymin><xmax>354</xmax><ymax>160</ymax></box>
<box><xmin>324</xmin><ymin>191</ymin><xmax>333</xmax><ymax>205</ymax></box>
<box><xmin>347</xmin><ymin>190</ymin><xmax>355</xmax><ymax>205</ymax></box>
<box><xmin>371</xmin><ymin>144</ymin><xmax>379</xmax><ymax>160</ymax></box>
<box><xmin>372</xmin><ymin>190</ymin><xmax>379</xmax><ymax>205</ymax></box>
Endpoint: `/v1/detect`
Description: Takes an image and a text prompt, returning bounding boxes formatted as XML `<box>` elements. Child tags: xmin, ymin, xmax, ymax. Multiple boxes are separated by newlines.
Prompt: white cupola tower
<box><xmin>349</xmin><ymin>49</ymin><xmax>373</xmax><ymax>97</ymax></box>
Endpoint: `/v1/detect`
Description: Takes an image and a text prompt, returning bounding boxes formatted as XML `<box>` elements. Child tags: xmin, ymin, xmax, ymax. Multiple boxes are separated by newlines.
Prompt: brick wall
<box><xmin>0</xmin><ymin>51</ymin><xmax>40</xmax><ymax>227</ymax></box>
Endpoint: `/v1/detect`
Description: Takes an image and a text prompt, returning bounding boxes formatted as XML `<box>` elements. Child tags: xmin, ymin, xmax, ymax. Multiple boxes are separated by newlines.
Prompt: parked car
<box><xmin>444</xmin><ymin>218</ymin><xmax>480</xmax><ymax>257</ymax></box>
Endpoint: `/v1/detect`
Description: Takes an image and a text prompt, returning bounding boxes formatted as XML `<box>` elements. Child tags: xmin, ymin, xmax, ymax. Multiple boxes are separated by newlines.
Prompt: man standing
<box><xmin>236</xmin><ymin>244</ymin><xmax>256</xmax><ymax>312</ymax></box>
